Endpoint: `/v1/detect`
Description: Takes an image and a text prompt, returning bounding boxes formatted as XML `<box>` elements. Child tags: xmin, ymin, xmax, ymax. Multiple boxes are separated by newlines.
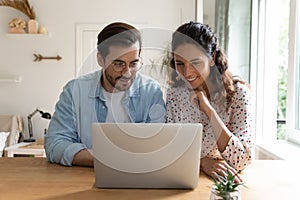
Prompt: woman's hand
<box><xmin>200</xmin><ymin>157</ymin><xmax>243</xmax><ymax>183</ymax></box>
<box><xmin>189</xmin><ymin>89</ymin><xmax>213</xmax><ymax>116</ymax></box>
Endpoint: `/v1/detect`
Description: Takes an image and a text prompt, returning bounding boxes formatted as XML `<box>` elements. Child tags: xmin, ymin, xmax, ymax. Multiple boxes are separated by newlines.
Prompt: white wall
<box><xmin>0</xmin><ymin>0</ymin><xmax>196</xmax><ymax>139</ymax></box>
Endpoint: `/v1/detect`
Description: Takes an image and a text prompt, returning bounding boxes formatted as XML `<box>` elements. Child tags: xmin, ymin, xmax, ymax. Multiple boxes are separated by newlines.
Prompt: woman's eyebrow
<box><xmin>190</xmin><ymin>58</ymin><xmax>202</xmax><ymax>62</ymax></box>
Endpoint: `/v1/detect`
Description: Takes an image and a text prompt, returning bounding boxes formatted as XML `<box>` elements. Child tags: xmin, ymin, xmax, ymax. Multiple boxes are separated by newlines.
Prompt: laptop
<box><xmin>91</xmin><ymin>123</ymin><xmax>203</xmax><ymax>189</ymax></box>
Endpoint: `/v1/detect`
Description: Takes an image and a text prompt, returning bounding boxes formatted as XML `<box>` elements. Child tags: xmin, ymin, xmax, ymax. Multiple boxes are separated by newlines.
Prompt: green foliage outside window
<box><xmin>277</xmin><ymin>14</ymin><xmax>289</xmax><ymax>140</ymax></box>
<box><xmin>277</xmin><ymin>64</ymin><xmax>287</xmax><ymax>140</ymax></box>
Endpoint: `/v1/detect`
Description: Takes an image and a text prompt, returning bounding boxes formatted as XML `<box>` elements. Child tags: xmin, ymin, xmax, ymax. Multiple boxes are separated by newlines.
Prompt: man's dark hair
<box><xmin>97</xmin><ymin>22</ymin><xmax>142</xmax><ymax>59</ymax></box>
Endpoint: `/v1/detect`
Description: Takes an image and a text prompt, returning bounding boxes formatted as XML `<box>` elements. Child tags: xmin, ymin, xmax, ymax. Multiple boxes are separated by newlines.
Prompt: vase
<box><xmin>210</xmin><ymin>186</ymin><xmax>241</xmax><ymax>200</ymax></box>
<box><xmin>28</xmin><ymin>19</ymin><xmax>39</xmax><ymax>34</ymax></box>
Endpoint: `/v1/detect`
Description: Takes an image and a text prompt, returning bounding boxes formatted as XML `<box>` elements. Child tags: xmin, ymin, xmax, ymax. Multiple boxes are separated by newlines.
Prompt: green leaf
<box><xmin>212</xmin><ymin>168</ymin><xmax>245</xmax><ymax>193</ymax></box>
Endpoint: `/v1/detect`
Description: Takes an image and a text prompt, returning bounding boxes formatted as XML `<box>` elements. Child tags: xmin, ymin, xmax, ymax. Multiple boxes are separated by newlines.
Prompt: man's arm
<box><xmin>72</xmin><ymin>149</ymin><xmax>94</xmax><ymax>167</ymax></box>
<box><xmin>44</xmin><ymin>80</ymin><xmax>87</xmax><ymax>166</ymax></box>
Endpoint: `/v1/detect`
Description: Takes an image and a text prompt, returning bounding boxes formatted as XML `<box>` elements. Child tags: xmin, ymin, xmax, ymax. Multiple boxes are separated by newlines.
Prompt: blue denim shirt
<box><xmin>44</xmin><ymin>70</ymin><xmax>166</xmax><ymax>166</ymax></box>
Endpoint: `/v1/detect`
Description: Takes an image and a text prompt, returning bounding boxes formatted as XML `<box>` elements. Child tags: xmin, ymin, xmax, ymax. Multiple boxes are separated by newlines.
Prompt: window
<box><xmin>252</xmin><ymin>0</ymin><xmax>290</xmax><ymax>142</ymax></box>
<box><xmin>202</xmin><ymin>0</ymin><xmax>300</xmax><ymax>158</ymax></box>
<box><xmin>286</xmin><ymin>0</ymin><xmax>300</xmax><ymax>144</ymax></box>
<box><xmin>253</xmin><ymin>0</ymin><xmax>300</xmax><ymax>158</ymax></box>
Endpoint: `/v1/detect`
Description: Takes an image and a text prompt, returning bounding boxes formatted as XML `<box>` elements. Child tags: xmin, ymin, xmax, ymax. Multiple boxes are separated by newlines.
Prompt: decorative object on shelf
<box><xmin>24</xmin><ymin>108</ymin><xmax>51</xmax><ymax>143</ymax></box>
<box><xmin>8</xmin><ymin>18</ymin><xmax>26</xmax><ymax>33</ymax></box>
<box><xmin>210</xmin><ymin>169</ymin><xmax>244</xmax><ymax>200</ymax></box>
<box><xmin>0</xmin><ymin>0</ymin><xmax>46</xmax><ymax>34</ymax></box>
<box><xmin>38</xmin><ymin>26</ymin><xmax>48</xmax><ymax>34</ymax></box>
<box><xmin>0</xmin><ymin>0</ymin><xmax>36</xmax><ymax>19</ymax></box>
<box><xmin>33</xmin><ymin>54</ymin><xmax>62</xmax><ymax>62</ymax></box>
<box><xmin>28</xmin><ymin>18</ymin><xmax>38</xmax><ymax>34</ymax></box>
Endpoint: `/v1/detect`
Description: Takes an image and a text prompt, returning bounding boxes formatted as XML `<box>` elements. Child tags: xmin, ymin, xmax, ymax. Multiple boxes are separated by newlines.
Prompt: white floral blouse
<box><xmin>166</xmin><ymin>82</ymin><xmax>254</xmax><ymax>171</ymax></box>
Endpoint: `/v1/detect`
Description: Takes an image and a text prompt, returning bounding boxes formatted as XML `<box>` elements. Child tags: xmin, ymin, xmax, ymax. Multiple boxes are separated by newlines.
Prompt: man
<box><xmin>44</xmin><ymin>22</ymin><xmax>166</xmax><ymax>167</ymax></box>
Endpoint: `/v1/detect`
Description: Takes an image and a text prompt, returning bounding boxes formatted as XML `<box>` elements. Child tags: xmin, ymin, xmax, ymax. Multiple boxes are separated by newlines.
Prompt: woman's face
<box><xmin>173</xmin><ymin>43</ymin><xmax>213</xmax><ymax>90</ymax></box>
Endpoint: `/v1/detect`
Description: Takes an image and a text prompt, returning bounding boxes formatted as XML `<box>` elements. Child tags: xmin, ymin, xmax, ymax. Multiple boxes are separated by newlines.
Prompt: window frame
<box><xmin>286</xmin><ymin>0</ymin><xmax>300</xmax><ymax>145</ymax></box>
<box><xmin>252</xmin><ymin>0</ymin><xmax>300</xmax><ymax>144</ymax></box>
<box><xmin>252</xmin><ymin>0</ymin><xmax>281</xmax><ymax>143</ymax></box>
<box><xmin>251</xmin><ymin>0</ymin><xmax>300</xmax><ymax>160</ymax></box>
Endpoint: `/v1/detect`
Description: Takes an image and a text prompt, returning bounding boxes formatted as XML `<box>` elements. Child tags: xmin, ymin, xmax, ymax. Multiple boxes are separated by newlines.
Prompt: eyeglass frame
<box><xmin>110</xmin><ymin>58</ymin><xmax>143</xmax><ymax>72</ymax></box>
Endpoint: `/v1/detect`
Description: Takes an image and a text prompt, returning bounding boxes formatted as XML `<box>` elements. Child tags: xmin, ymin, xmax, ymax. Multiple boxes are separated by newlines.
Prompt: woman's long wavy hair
<box><xmin>170</xmin><ymin>21</ymin><xmax>245</xmax><ymax>110</ymax></box>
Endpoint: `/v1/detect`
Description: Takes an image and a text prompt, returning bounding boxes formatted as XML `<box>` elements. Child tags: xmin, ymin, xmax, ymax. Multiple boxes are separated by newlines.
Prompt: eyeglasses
<box><xmin>111</xmin><ymin>59</ymin><xmax>143</xmax><ymax>72</ymax></box>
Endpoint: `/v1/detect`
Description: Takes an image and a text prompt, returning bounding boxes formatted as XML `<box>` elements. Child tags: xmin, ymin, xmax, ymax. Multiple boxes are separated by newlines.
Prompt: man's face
<box><xmin>98</xmin><ymin>42</ymin><xmax>140</xmax><ymax>93</ymax></box>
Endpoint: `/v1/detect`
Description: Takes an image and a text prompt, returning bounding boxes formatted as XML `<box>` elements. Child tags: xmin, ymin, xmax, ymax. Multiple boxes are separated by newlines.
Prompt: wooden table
<box><xmin>0</xmin><ymin>158</ymin><xmax>298</xmax><ymax>200</ymax></box>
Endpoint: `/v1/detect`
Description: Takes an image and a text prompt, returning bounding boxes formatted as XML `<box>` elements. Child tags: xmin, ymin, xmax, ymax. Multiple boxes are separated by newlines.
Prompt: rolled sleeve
<box><xmin>61</xmin><ymin>142</ymin><xmax>87</xmax><ymax>166</ymax></box>
<box><xmin>221</xmin><ymin>83</ymin><xmax>254</xmax><ymax>171</ymax></box>
<box><xmin>221</xmin><ymin>135</ymin><xmax>254</xmax><ymax>171</ymax></box>
<box><xmin>45</xmin><ymin>136</ymin><xmax>86</xmax><ymax>166</ymax></box>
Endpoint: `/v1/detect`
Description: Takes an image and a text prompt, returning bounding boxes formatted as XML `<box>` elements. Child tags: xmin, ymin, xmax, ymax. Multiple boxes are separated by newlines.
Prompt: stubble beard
<box><xmin>105</xmin><ymin>72</ymin><xmax>133</xmax><ymax>92</ymax></box>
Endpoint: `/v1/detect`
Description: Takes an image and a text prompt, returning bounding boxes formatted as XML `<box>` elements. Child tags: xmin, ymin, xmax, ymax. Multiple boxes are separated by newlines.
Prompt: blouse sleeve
<box><xmin>166</xmin><ymin>87</ymin><xmax>176</xmax><ymax>123</ymax></box>
<box><xmin>221</xmin><ymin>84</ymin><xmax>255</xmax><ymax>171</ymax></box>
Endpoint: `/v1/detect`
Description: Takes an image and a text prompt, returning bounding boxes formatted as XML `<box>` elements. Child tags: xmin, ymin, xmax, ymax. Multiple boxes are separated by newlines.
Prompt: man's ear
<box><xmin>97</xmin><ymin>52</ymin><xmax>105</xmax><ymax>67</ymax></box>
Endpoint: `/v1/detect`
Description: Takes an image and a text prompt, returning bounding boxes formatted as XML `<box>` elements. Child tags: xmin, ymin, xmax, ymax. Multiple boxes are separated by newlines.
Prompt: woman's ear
<box><xmin>210</xmin><ymin>59</ymin><xmax>215</xmax><ymax>67</ymax></box>
<box><xmin>210</xmin><ymin>53</ymin><xmax>216</xmax><ymax>67</ymax></box>
<box><xmin>97</xmin><ymin>52</ymin><xmax>104</xmax><ymax>67</ymax></box>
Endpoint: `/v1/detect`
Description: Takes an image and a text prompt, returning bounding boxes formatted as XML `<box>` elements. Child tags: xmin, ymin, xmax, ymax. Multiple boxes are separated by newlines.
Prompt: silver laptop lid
<box><xmin>91</xmin><ymin>123</ymin><xmax>203</xmax><ymax>189</ymax></box>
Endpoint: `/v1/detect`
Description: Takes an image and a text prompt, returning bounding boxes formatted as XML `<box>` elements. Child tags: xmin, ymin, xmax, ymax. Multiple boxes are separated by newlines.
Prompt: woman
<box><xmin>166</xmin><ymin>21</ymin><xmax>254</xmax><ymax>181</ymax></box>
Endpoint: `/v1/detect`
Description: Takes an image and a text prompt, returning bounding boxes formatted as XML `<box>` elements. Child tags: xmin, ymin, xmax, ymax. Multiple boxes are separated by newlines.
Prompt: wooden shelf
<box><xmin>0</xmin><ymin>76</ymin><xmax>21</xmax><ymax>83</ymax></box>
<box><xmin>6</xmin><ymin>33</ymin><xmax>51</xmax><ymax>38</ymax></box>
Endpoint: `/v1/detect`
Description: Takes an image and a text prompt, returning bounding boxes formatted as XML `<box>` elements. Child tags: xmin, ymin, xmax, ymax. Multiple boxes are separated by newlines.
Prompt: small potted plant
<box><xmin>210</xmin><ymin>169</ymin><xmax>245</xmax><ymax>200</ymax></box>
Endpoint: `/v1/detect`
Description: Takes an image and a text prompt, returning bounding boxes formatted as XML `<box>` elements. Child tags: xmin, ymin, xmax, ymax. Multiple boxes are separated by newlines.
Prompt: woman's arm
<box><xmin>191</xmin><ymin>85</ymin><xmax>254</xmax><ymax>171</ymax></box>
<box><xmin>191</xmin><ymin>91</ymin><xmax>232</xmax><ymax>151</ymax></box>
